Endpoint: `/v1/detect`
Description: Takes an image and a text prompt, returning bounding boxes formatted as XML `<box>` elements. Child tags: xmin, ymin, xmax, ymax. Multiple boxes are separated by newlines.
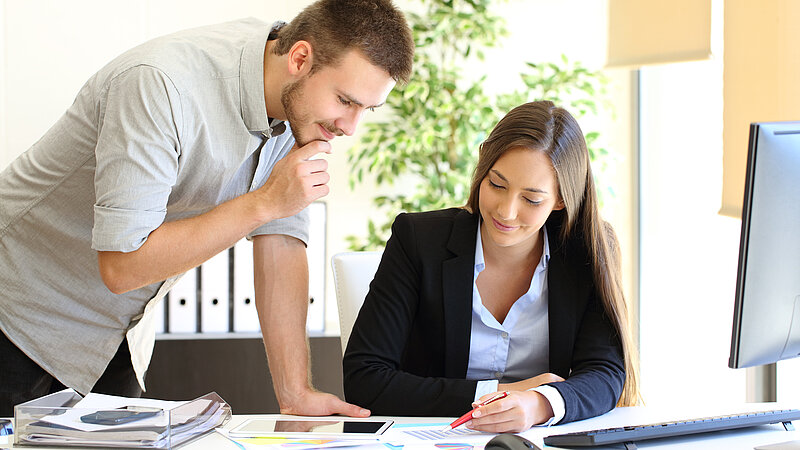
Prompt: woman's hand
<box><xmin>498</xmin><ymin>372</ymin><xmax>564</xmax><ymax>392</ymax></box>
<box><xmin>467</xmin><ymin>390</ymin><xmax>554</xmax><ymax>433</ymax></box>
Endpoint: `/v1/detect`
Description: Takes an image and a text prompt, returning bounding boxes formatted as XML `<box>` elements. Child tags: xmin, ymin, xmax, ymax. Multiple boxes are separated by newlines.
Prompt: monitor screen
<box><xmin>729</xmin><ymin>122</ymin><xmax>800</xmax><ymax>369</ymax></box>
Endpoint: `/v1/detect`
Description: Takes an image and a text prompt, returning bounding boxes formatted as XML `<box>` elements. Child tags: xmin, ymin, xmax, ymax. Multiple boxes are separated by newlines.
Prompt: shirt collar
<box><xmin>541</xmin><ymin>225</ymin><xmax>551</xmax><ymax>268</ymax></box>
<box><xmin>475</xmin><ymin>224</ymin><xmax>486</xmax><ymax>273</ymax></box>
<box><xmin>474</xmin><ymin>221</ymin><xmax>551</xmax><ymax>273</ymax></box>
<box><xmin>240</xmin><ymin>21</ymin><xmax>287</xmax><ymax>136</ymax></box>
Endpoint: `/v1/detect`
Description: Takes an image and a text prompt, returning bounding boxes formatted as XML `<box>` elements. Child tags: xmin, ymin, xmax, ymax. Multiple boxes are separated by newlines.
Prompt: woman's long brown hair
<box><xmin>466</xmin><ymin>101</ymin><xmax>640</xmax><ymax>406</ymax></box>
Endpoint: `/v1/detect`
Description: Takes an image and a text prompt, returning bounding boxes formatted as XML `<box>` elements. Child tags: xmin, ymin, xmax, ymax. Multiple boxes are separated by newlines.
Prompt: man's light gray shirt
<box><xmin>0</xmin><ymin>18</ymin><xmax>304</xmax><ymax>394</ymax></box>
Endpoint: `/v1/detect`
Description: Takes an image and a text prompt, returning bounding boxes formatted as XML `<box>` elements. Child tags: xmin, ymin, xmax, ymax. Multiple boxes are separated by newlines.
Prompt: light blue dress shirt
<box><xmin>466</xmin><ymin>225</ymin><xmax>566</xmax><ymax>425</ymax></box>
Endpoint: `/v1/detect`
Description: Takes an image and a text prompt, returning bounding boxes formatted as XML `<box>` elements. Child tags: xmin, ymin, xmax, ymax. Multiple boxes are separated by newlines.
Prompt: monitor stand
<box><xmin>748</xmin><ymin>364</ymin><xmax>777</xmax><ymax>402</ymax></box>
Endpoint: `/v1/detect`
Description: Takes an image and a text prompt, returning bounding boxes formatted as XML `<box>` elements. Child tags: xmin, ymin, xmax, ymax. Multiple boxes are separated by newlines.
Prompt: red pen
<box><xmin>443</xmin><ymin>391</ymin><xmax>509</xmax><ymax>431</ymax></box>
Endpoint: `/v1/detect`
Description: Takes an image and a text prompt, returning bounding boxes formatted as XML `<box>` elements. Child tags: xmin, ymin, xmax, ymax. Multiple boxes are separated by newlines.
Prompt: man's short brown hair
<box><xmin>273</xmin><ymin>0</ymin><xmax>414</xmax><ymax>83</ymax></box>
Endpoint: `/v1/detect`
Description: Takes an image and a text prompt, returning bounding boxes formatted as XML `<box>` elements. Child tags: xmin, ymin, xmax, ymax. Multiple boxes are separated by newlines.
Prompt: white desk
<box><xmin>3</xmin><ymin>403</ymin><xmax>800</xmax><ymax>449</ymax></box>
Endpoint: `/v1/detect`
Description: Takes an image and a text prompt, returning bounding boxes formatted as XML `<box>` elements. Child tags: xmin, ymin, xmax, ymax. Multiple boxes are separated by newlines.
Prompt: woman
<box><xmin>342</xmin><ymin>101</ymin><xmax>639</xmax><ymax>432</ymax></box>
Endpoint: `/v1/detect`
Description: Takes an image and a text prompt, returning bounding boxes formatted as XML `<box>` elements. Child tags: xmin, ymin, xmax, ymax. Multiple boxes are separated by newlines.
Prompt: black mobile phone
<box><xmin>80</xmin><ymin>408</ymin><xmax>160</xmax><ymax>426</ymax></box>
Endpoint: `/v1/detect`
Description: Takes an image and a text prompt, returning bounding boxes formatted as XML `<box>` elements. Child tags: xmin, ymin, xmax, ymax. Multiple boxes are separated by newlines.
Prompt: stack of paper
<box><xmin>14</xmin><ymin>390</ymin><xmax>231</xmax><ymax>448</ymax></box>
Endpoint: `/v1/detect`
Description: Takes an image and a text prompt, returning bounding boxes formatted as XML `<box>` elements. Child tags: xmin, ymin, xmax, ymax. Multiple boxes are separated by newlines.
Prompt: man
<box><xmin>0</xmin><ymin>0</ymin><xmax>413</xmax><ymax>416</ymax></box>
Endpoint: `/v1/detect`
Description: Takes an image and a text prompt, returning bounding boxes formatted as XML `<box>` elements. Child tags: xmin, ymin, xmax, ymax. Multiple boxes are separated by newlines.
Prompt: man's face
<box><xmin>281</xmin><ymin>49</ymin><xmax>396</xmax><ymax>146</ymax></box>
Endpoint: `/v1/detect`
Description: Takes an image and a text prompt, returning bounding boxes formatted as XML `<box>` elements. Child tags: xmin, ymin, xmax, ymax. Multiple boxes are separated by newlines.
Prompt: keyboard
<box><xmin>543</xmin><ymin>408</ymin><xmax>800</xmax><ymax>447</ymax></box>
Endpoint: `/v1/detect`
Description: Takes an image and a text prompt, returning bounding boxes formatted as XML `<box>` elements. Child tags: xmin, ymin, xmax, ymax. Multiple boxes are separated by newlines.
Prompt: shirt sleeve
<box><xmin>531</xmin><ymin>384</ymin><xmax>566</xmax><ymax>426</ymax></box>
<box><xmin>474</xmin><ymin>380</ymin><xmax>500</xmax><ymax>403</ymax></box>
<box><xmin>92</xmin><ymin>65</ymin><xmax>183</xmax><ymax>253</ymax></box>
<box><xmin>249</xmin><ymin>207</ymin><xmax>310</xmax><ymax>245</ymax></box>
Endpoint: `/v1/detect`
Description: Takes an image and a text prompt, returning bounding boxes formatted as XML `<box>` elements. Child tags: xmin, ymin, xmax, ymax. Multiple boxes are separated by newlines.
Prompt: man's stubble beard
<box><xmin>280</xmin><ymin>75</ymin><xmax>342</xmax><ymax>146</ymax></box>
<box><xmin>281</xmin><ymin>77</ymin><xmax>311</xmax><ymax>146</ymax></box>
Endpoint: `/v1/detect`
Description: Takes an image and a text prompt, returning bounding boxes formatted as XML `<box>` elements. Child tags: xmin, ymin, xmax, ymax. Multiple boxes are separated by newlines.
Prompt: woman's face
<box><xmin>478</xmin><ymin>146</ymin><xmax>564</xmax><ymax>252</ymax></box>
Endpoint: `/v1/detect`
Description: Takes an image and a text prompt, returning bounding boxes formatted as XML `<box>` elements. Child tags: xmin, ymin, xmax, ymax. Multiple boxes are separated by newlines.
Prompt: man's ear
<box><xmin>287</xmin><ymin>40</ymin><xmax>313</xmax><ymax>76</ymax></box>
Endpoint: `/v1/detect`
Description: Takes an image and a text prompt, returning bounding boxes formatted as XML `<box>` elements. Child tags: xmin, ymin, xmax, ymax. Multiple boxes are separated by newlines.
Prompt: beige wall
<box><xmin>721</xmin><ymin>0</ymin><xmax>800</xmax><ymax>217</ymax></box>
<box><xmin>607</xmin><ymin>0</ymin><xmax>711</xmax><ymax>67</ymax></box>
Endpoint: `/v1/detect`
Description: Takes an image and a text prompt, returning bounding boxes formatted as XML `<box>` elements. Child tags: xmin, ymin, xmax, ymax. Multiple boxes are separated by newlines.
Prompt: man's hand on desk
<box><xmin>278</xmin><ymin>389</ymin><xmax>371</xmax><ymax>418</ymax></box>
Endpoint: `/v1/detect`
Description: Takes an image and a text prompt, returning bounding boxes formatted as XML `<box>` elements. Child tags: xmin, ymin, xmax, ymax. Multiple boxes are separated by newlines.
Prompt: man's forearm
<box><xmin>97</xmin><ymin>140</ymin><xmax>333</xmax><ymax>295</ymax></box>
<box><xmin>98</xmin><ymin>191</ymin><xmax>273</xmax><ymax>294</ymax></box>
<box><xmin>253</xmin><ymin>234</ymin><xmax>313</xmax><ymax>407</ymax></box>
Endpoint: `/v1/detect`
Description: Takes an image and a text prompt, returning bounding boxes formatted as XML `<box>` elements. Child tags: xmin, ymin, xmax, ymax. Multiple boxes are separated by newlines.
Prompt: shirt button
<box><xmin>501</xmin><ymin>332</ymin><xmax>509</xmax><ymax>339</ymax></box>
<box><xmin>494</xmin><ymin>372</ymin><xmax>503</xmax><ymax>379</ymax></box>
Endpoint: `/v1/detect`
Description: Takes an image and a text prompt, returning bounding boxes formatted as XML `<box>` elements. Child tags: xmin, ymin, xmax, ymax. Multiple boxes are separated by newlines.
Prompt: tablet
<box><xmin>228</xmin><ymin>417</ymin><xmax>394</xmax><ymax>439</ymax></box>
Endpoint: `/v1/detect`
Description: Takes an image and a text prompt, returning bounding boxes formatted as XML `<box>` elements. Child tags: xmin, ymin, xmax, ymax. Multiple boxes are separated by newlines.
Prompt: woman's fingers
<box><xmin>468</xmin><ymin>391</ymin><xmax>552</xmax><ymax>433</ymax></box>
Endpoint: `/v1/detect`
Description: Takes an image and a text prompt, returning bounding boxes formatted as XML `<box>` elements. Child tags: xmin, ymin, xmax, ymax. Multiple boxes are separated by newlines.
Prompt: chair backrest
<box><xmin>331</xmin><ymin>251</ymin><xmax>383</xmax><ymax>354</ymax></box>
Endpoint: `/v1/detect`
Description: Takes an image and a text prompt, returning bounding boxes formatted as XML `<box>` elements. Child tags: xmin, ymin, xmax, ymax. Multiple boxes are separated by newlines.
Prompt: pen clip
<box><xmin>478</xmin><ymin>391</ymin><xmax>509</xmax><ymax>407</ymax></box>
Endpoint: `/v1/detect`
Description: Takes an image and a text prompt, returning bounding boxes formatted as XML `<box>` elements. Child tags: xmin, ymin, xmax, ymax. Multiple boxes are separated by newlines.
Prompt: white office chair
<box><xmin>331</xmin><ymin>251</ymin><xmax>383</xmax><ymax>354</ymax></box>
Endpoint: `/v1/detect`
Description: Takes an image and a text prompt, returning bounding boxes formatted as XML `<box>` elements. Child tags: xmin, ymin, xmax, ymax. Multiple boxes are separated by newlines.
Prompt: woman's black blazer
<box><xmin>342</xmin><ymin>208</ymin><xmax>625</xmax><ymax>423</ymax></box>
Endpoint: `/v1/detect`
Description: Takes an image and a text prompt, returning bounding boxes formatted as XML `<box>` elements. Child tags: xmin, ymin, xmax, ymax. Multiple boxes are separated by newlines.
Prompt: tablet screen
<box><xmin>229</xmin><ymin>418</ymin><xmax>394</xmax><ymax>438</ymax></box>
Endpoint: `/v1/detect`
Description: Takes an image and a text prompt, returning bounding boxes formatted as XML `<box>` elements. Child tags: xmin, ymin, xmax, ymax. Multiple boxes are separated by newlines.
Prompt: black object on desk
<box><xmin>80</xmin><ymin>407</ymin><xmax>161</xmax><ymax>426</ymax></box>
<box><xmin>485</xmin><ymin>433</ymin><xmax>540</xmax><ymax>450</ymax></box>
<box><xmin>543</xmin><ymin>408</ymin><xmax>800</xmax><ymax>448</ymax></box>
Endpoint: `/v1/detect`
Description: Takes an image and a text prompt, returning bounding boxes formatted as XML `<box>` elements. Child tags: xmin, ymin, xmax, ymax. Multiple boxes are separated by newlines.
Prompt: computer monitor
<box><xmin>729</xmin><ymin>121</ymin><xmax>800</xmax><ymax>370</ymax></box>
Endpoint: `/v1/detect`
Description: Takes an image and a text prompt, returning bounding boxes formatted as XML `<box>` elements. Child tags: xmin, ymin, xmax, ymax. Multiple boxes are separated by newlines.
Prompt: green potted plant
<box><xmin>346</xmin><ymin>0</ymin><xmax>609</xmax><ymax>250</ymax></box>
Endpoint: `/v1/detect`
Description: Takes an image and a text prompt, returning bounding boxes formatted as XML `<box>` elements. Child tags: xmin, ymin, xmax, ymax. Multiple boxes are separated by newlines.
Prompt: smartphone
<box><xmin>80</xmin><ymin>408</ymin><xmax>161</xmax><ymax>426</ymax></box>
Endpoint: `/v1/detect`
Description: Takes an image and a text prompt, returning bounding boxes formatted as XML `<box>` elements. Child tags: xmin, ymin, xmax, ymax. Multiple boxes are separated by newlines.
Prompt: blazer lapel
<box><xmin>442</xmin><ymin>210</ymin><xmax>479</xmax><ymax>378</ymax></box>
